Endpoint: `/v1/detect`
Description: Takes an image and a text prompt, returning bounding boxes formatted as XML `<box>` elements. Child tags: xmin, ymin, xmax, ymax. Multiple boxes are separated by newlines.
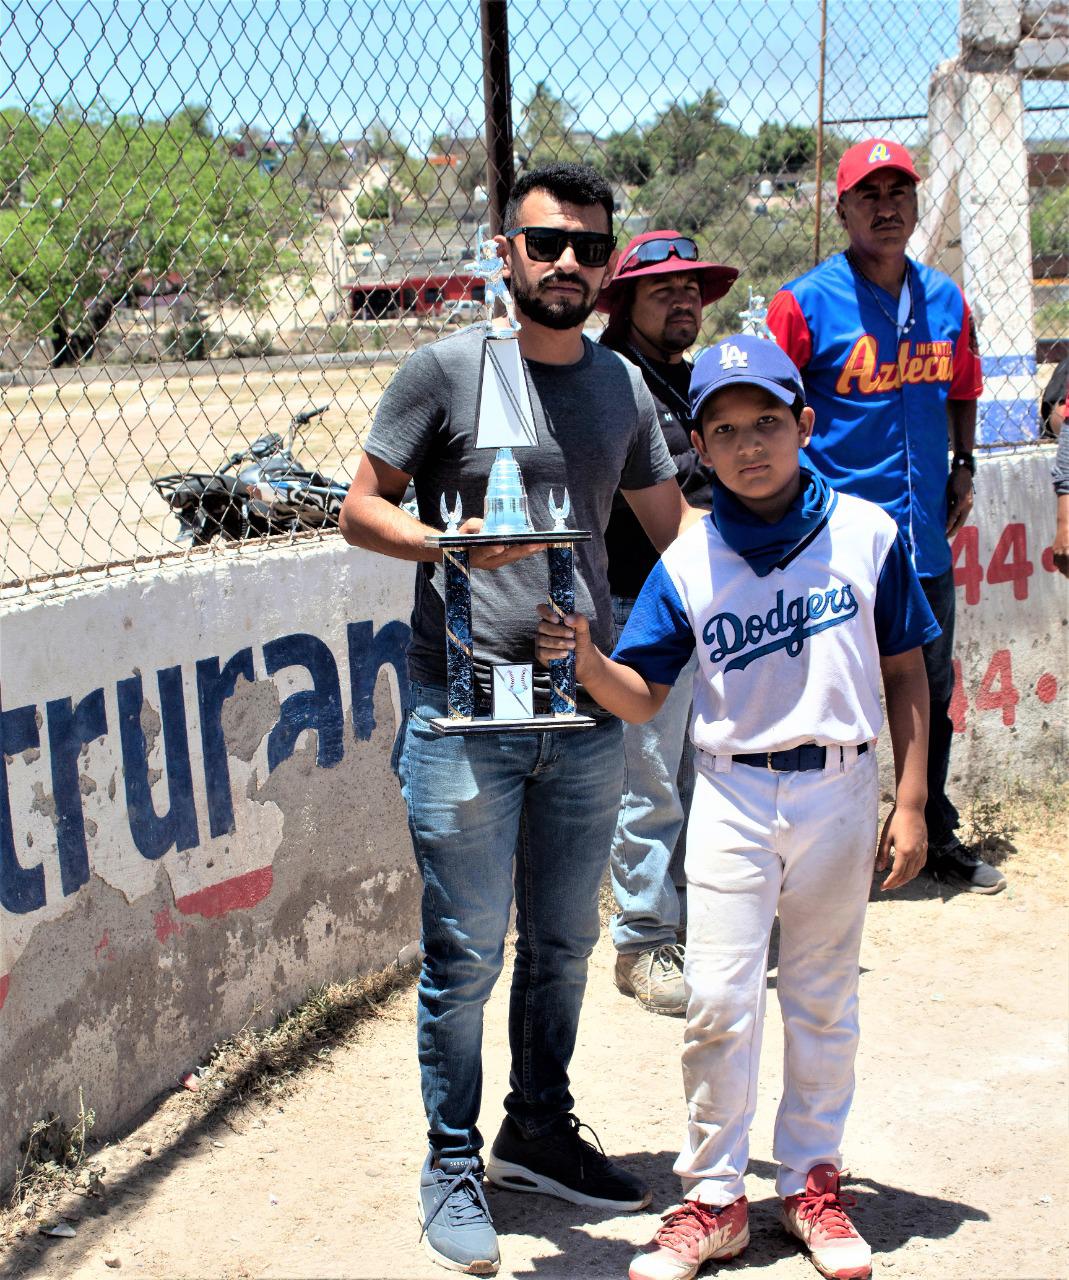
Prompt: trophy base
<box><xmin>426</xmin><ymin>530</ymin><xmax>591</xmax><ymax>548</ymax></box>
<box><xmin>429</xmin><ymin>713</ymin><xmax>597</xmax><ymax>736</ymax></box>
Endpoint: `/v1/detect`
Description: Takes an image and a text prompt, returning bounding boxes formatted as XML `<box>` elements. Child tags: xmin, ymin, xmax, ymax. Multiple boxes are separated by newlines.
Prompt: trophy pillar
<box><xmin>443</xmin><ymin>546</ymin><xmax>474</xmax><ymax>720</ymax></box>
<box><xmin>547</xmin><ymin>542</ymin><xmax>577</xmax><ymax>716</ymax></box>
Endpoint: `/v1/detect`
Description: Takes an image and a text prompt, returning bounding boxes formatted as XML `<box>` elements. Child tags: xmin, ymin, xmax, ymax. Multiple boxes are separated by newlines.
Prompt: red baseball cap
<box><xmin>836</xmin><ymin>139</ymin><xmax>921</xmax><ymax>197</ymax></box>
<box><xmin>596</xmin><ymin>230</ymin><xmax>738</xmax><ymax>313</ymax></box>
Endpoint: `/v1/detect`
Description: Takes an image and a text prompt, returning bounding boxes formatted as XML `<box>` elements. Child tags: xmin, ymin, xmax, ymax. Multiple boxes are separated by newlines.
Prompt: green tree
<box><xmin>632</xmin><ymin>90</ymin><xmax>749</xmax><ymax>227</ymax></box>
<box><xmin>431</xmin><ymin>127</ymin><xmax>488</xmax><ymax>198</ymax></box>
<box><xmin>517</xmin><ymin>82</ymin><xmax>584</xmax><ymax>169</ymax></box>
<box><xmin>602</xmin><ymin>128</ymin><xmax>653</xmax><ymax>186</ymax></box>
<box><xmin>753</xmin><ymin>123</ymin><xmax>817</xmax><ymax>175</ymax></box>
<box><xmin>362</xmin><ymin>120</ymin><xmax>435</xmax><ymax>212</ymax></box>
<box><xmin>356</xmin><ymin>186</ymin><xmax>391</xmax><ymax>221</ymax></box>
<box><xmin>752</xmin><ymin>123</ymin><xmax>849</xmax><ymax>177</ymax></box>
<box><xmin>168</xmin><ymin>103</ymin><xmax>214</xmax><ymax>140</ymax></box>
<box><xmin>702</xmin><ymin>204</ymin><xmax>843</xmax><ymax>339</ymax></box>
<box><xmin>645</xmin><ymin>89</ymin><xmax>741</xmax><ymax>176</ymax></box>
<box><xmin>0</xmin><ymin>106</ymin><xmax>312</xmax><ymax>365</ymax></box>
<box><xmin>1031</xmin><ymin>186</ymin><xmax>1069</xmax><ymax>258</ymax></box>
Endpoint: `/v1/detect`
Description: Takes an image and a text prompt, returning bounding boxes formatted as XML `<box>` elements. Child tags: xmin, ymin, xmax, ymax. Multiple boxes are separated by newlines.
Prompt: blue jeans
<box><xmin>920</xmin><ymin>567</ymin><xmax>960</xmax><ymax>848</ymax></box>
<box><xmin>608</xmin><ymin>595</ymin><xmax>693</xmax><ymax>953</ymax></box>
<box><xmin>397</xmin><ymin>681</ymin><xmax>625</xmax><ymax>1159</ymax></box>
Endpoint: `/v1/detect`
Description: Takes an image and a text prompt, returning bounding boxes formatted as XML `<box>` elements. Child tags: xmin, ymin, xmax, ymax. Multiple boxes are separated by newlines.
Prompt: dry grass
<box><xmin>192</xmin><ymin>962</ymin><xmax>416</xmax><ymax>1108</ymax></box>
<box><xmin>3</xmin><ymin>962</ymin><xmax>417</xmax><ymax>1230</ymax></box>
<box><xmin>8</xmin><ymin>1091</ymin><xmax>96</xmax><ymax>1210</ymax></box>
<box><xmin>958</xmin><ymin>776</ymin><xmax>1068</xmax><ymax>875</ymax></box>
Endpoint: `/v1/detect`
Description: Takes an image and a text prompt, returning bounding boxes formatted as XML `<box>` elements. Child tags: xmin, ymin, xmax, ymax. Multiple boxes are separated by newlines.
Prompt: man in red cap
<box><xmin>767</xmin><ymin>139</ymin><xmax>1005</xmax><ymax>895</ymax></box>
<box><xmin>597</xmin><ymin>231</ymin><xmax>739</xmax><ymax>1012</ymax></box>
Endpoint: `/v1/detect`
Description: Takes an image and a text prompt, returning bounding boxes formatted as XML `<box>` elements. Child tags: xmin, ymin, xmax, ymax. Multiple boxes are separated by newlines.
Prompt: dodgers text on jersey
<box><xmin>702</xmin><ymin>583</ymin><xmax>860</xmax><ymax>673</ymax></box>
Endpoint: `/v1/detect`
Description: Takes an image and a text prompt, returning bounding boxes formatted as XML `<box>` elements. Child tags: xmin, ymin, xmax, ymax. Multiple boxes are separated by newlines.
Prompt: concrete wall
<box><xmin>944</xmin><ymin>447</ymin><xmax>1066</xmax><ymax>785</ymax></box>
<box><xmin>0</xmin><ymin>540</ymin><xmax>419</xmax><ymax>1187</ymax></box>
<box><xmin>1</xmin><ymin>447</ymin><xmax>1065</xmax><ymax>1189</ymax></box>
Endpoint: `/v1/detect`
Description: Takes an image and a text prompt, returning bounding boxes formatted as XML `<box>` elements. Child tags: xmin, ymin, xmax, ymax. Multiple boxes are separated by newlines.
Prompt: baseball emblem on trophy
<box><xmin>422</xmin><ymin>225</ymin><xmax>595</xmax><ymax>735</ymax></box>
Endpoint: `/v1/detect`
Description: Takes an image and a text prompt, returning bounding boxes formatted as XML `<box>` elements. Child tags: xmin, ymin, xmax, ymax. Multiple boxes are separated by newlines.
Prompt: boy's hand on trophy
<box><xmin>535</xmin><ymin>602</ymin><xmax>591</xmax><ymax>668</ymax></box>
<box><xmin>459</xmin><ymin>517</ymin><xmax>547</xmax><ymax>569</ymax></box>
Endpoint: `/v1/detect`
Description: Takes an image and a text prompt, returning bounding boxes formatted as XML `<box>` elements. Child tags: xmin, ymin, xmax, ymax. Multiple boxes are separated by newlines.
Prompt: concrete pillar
<box><xmin>912</xmin><ymin>3</ymin><xmax>1040</xmax><ymax>444</ymax></box>
<box><xmin>958</xmin><ymin>66</ymin><xmax>1037</xmax><ymax>443</ymax></box>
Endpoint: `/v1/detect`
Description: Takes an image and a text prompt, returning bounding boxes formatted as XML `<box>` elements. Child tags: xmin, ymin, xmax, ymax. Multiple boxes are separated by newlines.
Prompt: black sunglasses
<box><xmin>505</xmin><ymin>226</ymin><xmax>616</xmax><ymax>268</ymax></box>
<box><xmin>617</xmin><ymin>236</ymin><xmax>700</xmax><ymax>274</ymax></box>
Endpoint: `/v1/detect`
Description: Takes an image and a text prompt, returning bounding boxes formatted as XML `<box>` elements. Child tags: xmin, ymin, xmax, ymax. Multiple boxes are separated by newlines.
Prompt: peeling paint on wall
<box><xmin>1</xmin><ymin>540</ymin><xmax>421</xmax><ymax>1184</ymax></box>
<box><xmin>1</xmin><ymin>542</ymin><xmax>414</xmax><ymax>1003</ymax></box>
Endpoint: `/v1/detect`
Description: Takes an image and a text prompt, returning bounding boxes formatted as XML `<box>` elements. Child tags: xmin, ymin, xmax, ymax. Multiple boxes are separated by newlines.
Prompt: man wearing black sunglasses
<box><xmin>340</xmin><ymin>162</ymin><xmax>697</xmax><ymax>1276</ymax></box>
<box><xmin>595</xmin><ymin>232</ymin><xmax>738</xmax><ymax>1017</ymax></box>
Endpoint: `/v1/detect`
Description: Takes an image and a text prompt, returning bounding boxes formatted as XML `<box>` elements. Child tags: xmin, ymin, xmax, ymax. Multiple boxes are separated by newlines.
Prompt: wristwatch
<box><xmin>951</xmin><ymin>451</ymin><xmax>975</xmax><ymax>475</ymax></box>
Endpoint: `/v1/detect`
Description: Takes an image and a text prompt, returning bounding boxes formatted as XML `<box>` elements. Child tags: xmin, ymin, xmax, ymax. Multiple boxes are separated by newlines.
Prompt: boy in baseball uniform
<box><xmin>535</xmin><ymin>335</ymin><xmax>936</xmax><ymax>1280</ymax></box>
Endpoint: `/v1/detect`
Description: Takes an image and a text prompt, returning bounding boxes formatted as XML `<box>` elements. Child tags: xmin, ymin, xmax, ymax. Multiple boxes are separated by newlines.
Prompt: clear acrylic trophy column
<box><xmin>423</xmin><ymin>226</ymin><xmax>595</xmax><ymax>735</ymax></box>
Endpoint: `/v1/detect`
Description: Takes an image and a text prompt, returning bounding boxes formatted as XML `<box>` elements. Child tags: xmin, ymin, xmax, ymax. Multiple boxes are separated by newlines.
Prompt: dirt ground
<box><xmin>1</xmin><ymin>361</ymin><xmax>395</xmax><ymax>585</ymax></box>
<box><xmin>1</xmin><ymin>808</ymin><xmax>1066</xmax><ymax>1280</ymax></box>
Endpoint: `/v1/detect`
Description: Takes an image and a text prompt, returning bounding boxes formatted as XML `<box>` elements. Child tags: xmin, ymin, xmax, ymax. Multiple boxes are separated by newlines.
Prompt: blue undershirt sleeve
<box><xmin>611</xmin><ymin>560</ymin><xmax>696</xmax><ymax>685</ymax></box>
<box><xmin>874</xmin><ymin>532</ymin><xmax>942</xmax><ymax>655</ymax></box>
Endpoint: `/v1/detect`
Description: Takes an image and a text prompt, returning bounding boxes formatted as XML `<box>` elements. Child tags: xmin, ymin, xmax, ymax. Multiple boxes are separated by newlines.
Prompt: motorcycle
<box><xmin>152</xmin><ymin>404</ymin><xmax>349</xmax><ymax>546</ymax></box>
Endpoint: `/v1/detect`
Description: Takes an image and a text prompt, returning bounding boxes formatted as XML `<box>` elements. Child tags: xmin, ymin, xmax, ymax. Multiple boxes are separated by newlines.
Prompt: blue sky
<box><xmin>1</xmin><ymin>0</ymin><xmax>1066</xmax><ymax>146</ymax></box>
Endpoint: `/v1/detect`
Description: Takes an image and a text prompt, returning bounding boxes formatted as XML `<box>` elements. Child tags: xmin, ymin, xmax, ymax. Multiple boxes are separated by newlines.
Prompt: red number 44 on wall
<box><xmin>948</xmin><ymin>522</ymin><xmax>1061</xmax><ymax>730</ymax></box>
<box><xmin>951</xmin><ymin>522</ymin><xmax>1035</xmax><ymax>604</ymax></box>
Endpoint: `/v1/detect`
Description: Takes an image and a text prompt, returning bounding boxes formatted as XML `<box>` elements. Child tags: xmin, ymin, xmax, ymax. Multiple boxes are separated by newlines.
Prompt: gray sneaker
<box><xmin>418</xmin><ymin>1152</ymin><xmax>500</xmax><ymax>1275</ymax></box>
<box><xmin>614</xmin><ymin>943</ymin><xmax>687</xmax><ymax>1016</ymax></box>
<box><xmin>928</xmin><ymin>839</ymin><xmax>1007</xmax><ymax>894</ymax></box>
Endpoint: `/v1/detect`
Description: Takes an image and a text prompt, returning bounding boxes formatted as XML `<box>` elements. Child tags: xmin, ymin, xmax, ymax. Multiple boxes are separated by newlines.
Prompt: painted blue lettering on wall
<box><xmin>117</xmin><ymin>667</ymin><xmax>200</xmax><ymax>859</ymax></box>
<box><xmin>263</xmin><ymin>634</ymin><xmax>344</xmax><ymax>772</ymax></box>
<box><xmin>347</xmin><ymin>620</ymin><xmax>411</xmax><ymax>741</ymax></box>
<box><xmin>2</xmin><ymin>619</ymin><xmax>413</xmax><ymax>917</ymax></box>
<box><xmin>46</xmin><ymin>689</ymin><xmax>108</xmax><ymax>896</ymax></box>
<box><xmin>1</xmin><ymin>701</ymin><xmax>45</xmax><ymax>915</ymax></box>
<box><xmin>197</xmin><ymin>649</ymin><xmax>256</xmax><ymax>839</ymax></box>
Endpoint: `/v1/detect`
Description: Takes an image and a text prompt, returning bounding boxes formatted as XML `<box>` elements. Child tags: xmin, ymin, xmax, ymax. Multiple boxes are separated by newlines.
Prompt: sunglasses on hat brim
<box><xmin>616</xmin><ymin>236</ymin><xmax>700</xmax><ymax>274</ymax></box>
<box><xmin>504</xmin><ymin>226</ymin><xmax>616</xmax><ymax>268</ymax></box>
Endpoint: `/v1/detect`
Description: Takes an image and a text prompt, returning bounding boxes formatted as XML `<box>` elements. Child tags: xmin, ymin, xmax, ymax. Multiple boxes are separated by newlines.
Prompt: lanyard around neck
<box><xmin>846</xmin><ymin>251</ymin><xmax>914</xmax><ymax>337</ymax></box>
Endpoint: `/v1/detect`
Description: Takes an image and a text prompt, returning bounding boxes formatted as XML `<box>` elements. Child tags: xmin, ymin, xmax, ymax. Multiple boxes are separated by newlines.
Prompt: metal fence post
<box><xmin>480</xmin><ymin>0</ymin><xmax>515</xmax><ymax>235</ymax></box>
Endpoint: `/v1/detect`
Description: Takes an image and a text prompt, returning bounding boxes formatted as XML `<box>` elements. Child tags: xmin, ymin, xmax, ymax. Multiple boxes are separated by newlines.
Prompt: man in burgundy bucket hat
<box><xmin>597</xmin><ymin>231</ymin><xmax>739</xmax><ymax>1016</ymax></box>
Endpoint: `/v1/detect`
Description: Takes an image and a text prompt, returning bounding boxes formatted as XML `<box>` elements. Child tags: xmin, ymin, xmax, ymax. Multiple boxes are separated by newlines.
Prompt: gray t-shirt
<box><xmin>366</xmin><ymin>326</ymin><xmax>675</xmax><ymax>712</ymax></box>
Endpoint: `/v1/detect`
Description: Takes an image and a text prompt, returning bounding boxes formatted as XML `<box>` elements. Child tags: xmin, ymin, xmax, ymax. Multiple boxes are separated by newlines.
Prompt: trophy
<box><xmin>739</xmin><ymin>287</ymin><xmax>774</xmax><ymax>339</ymax></box>
<box><xmin>423</xmin><ymin>226</ymin><xmax>594</xmax><ymax>735</ymax></box>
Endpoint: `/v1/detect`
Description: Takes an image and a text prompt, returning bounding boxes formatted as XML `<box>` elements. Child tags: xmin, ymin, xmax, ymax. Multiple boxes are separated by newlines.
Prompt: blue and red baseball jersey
<box><xmin>767</xmin><ymin>253</ymin><xmax>982</xmax><ymax>578</ymax></box>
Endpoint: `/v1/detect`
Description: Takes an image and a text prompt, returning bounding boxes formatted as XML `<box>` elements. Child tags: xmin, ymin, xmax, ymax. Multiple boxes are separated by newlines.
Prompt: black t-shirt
<box><xmin>1040</xmin><ymin>357</ymin><xmax>1069</xmax><ymax>440</ymax></box>
<box><xmin>601</xmin><ymin>339</ymin><xmax>713</xmax><ymax>599</ymax></box>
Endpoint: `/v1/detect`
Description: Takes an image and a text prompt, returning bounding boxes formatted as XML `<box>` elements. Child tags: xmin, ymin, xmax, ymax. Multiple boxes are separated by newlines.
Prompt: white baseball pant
<box><xmin>674</xmin><ymin>746</ymin><xmax>878</xmax><ymax>1204</ymax></box>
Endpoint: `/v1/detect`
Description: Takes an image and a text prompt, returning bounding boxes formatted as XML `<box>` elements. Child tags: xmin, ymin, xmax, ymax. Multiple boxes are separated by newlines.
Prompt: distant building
<box><xmin>347</xmin><ymin>272</ymin><xmax>482</xmax><ymax>319</ymax></box>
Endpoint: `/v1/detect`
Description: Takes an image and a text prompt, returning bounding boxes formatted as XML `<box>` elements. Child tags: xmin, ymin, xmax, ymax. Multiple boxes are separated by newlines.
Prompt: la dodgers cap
<box><xmin>837</xmin><ymin>139</ymin><xmax>921</xmax><ymax>197</ymax></box>
<box><xmin>689</xmin><ymin>334</ymin><xmax>806</xmax><ymax>421</ymax></box>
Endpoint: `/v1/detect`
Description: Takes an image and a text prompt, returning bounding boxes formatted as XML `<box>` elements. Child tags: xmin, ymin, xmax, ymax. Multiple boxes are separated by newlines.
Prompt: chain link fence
<box><xmin>0</xmin><ymin>0</ymin><xmax>1065</xmax><ymax>589</ymax></box>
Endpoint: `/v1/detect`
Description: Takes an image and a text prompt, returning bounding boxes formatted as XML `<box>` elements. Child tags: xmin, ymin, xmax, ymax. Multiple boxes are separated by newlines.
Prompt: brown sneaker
<box><xmin>782</xmin><ymin>1164</ymin><xmax>871</xmax><ymax>1280</ymax></box>
<box><xmin>629</xmin><ymin>1198</ymin><xmax>749</xmax><ymax>1280</ymax></box>
<box><xmin>614</xmin><ymin>944</ymin><xmax>686</xmax><ymax>1016</ymax></box>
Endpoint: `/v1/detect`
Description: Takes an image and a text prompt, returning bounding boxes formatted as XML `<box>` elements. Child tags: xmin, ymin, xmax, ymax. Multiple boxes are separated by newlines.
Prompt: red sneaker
<box><xmin>629</xmin><ymin>1197</ymin><xmax>749</xmax><ymax>1280</ymax></box>
<box><xmin>782</xmin><ymin>1164</ymin><xmax>871</xmax><ymax>1280</ymax></box>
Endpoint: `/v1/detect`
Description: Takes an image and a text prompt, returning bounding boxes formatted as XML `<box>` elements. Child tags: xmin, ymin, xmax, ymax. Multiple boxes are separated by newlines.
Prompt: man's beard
<box><xmin>510</xmin><ymin>270</ymin><xmax>597</xmax><ymax>331</ymax></box>
<box><xmin>634</xmin><ymin>314</ymin><xmax>698</xmax><ymax>359</ymax></box>
<box><xmin>657</xmin><ymin>319</ymin><xmax>698</xmax><ymax>356</ymax></box>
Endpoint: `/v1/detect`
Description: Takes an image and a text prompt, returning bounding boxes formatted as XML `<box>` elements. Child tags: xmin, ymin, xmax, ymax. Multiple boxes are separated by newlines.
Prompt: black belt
<box><xmin>732</xmin><ymin>742</ymin><xmax>868</xmax><ymax>772</ymax></box>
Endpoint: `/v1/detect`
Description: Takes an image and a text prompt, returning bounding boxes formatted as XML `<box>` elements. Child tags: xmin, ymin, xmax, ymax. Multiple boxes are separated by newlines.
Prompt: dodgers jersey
<box><xmin>612</xmin><ymin>491</ymin><xmax>940</xmax><ymax>755</ymax></box>
<box><xmin>767</xmin><ymin>253</ymin><xmax>982</xmax><ymax>579</ymax></box>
